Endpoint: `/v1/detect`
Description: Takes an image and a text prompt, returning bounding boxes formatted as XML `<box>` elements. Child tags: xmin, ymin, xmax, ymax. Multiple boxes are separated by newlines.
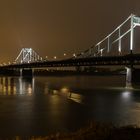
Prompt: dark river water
<box><xmin>0</xmin><ymin>75</ymin><xmax>140</xmax><ymax>136</ymax></box>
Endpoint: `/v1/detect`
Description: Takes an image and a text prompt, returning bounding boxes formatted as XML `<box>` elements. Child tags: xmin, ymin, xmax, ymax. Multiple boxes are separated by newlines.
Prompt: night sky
<box><xmin>0</xmin><ymin>0</ymin><xmax>139</xmax><ymax>62</ymax></box>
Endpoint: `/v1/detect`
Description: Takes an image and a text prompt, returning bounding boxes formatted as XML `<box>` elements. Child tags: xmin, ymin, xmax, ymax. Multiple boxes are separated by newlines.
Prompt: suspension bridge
<box><xmin>1</xmin><ymin>14</ymin><xmax>140</xmax><ymax>86</ymax></box>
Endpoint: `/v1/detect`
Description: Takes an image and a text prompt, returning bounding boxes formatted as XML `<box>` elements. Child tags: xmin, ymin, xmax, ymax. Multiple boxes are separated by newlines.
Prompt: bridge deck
<box><xmin>1</xmin><ymin>54</ymin><xmax>140</xmax><ymax>69</ymax></box>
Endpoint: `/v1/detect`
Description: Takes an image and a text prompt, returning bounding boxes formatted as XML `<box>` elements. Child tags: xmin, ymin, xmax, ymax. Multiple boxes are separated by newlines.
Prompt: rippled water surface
<box><xmin>0</xmin><ymin>75</ymin><xmax>140</xmax><ymax>135</ymax></box>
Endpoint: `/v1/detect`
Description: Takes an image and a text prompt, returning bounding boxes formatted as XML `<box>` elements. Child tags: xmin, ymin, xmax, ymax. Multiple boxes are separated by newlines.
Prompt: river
<box><xmin>0</xmin><ymin>75</ymin><xmax>140</xmax><ymax>136</ymax></box>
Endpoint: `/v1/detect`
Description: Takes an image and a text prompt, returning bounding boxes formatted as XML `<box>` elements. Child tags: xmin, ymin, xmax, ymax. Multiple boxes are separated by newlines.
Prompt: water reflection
<box><xmin>52</xmin><ymin>86</ymin><xmax>84</xmax><ymax>104</ymax></box>
<box><xmin>19</xmin><ymin>77</ymin><xmax>34</xmax><ymax>95</ymax></box>
<box><xmin>122</xmin><ymin>90</ymin><xmax>131</xmax><ymax>99</ymax></box>
<box><xmin>0</xmin><ymin>77</ymin><xmax>34</xmax><ymax>95</ymax></box>
<box><xmin>68</xmin><ymin>92</ymin><xmax>84</xmax><ymax>104</ymax></box>
<box><xmin>0</xmin><ymin>76</ymin><xmax>140</xmax><ymax>135</ymax></box>
<box><xmin>0</xmin><ymin>77</ymin><xmax>16</xmax><ymax>95</ymax></box>
<box><xmin>60</xmin><ymin>87</ymin><xmax>69</xmax><ymax>93</ymax></box>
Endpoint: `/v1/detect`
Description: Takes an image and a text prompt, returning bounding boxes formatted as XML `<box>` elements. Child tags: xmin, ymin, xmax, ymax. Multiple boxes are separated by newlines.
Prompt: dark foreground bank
<box><xmin>2</xmin><ymin>123</ymin><xmax>140</xmax><ymax>140</ymax></box>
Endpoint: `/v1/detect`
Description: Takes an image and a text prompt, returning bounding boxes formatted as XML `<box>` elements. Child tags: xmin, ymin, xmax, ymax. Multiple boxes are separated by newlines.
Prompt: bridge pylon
<box><xmin>76</xmin><ymin>14</ymin><xmax>140</xmax><ymax>58</ymax></box>
<box><xmin>15</xmin><ymin>48</ymin><xmax>42</xmax><ymax>64</ymax></box>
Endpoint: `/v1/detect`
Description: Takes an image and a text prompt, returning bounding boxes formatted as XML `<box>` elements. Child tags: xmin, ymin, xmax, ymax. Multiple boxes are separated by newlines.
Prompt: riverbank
<box><xmin>30</xmin><ymin>124</ymin><xmax>140</xmax><ymax>140</ymax></box>
<box><xmin>4</xmin><ymin>122</ymin><xmax>140</xmax><ymax>140</ymax></box>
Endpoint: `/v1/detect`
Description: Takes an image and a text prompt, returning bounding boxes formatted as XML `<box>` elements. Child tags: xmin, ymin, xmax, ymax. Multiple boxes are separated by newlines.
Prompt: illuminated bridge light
<box><xmin>54</xmin><ymin>56</ymin><xmax>57</xmax><ymax>59</ymax></box>
<box><xmin>73</xmin><ymin>53</ymin><xmax>76</xmax><ymax>58</ymax></box>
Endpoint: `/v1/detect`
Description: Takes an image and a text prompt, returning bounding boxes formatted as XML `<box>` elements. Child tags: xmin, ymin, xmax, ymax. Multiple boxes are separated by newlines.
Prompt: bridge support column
<box><xmin>20</xmin><ymin>69</ymin><xmax>23</xmax><ymax>77</ymax></box>
<box><xmin>21</xmin><ymin>69</ymin><xmax>33</xmax><ymax>77</ymax></box>
<box><xmin>126</xmin><ymin>67</ymin><xmax>132</xmax><ymax>88</ymax></box>
<box><xmin>126</xmin><ymin>67</ymin><xmax>140</xmax><ymax>87</ymax></box>
<box><xmin>75</xmin><ymin>66</ymin><xmax>81</xmax><ymax>72</ymax></box>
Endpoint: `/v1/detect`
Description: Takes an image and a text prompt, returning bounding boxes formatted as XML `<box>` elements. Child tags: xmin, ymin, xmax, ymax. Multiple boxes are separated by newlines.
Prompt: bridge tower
<box><xmin>15</xmin><ymin>48</ymin><xmax>42</xmax><ymax>64</ymax></box>
<box><xmin>15</xmin><ymin>48</ymin><xmax>42</xmax><ymax>76</ymax></box>
<box><xmin>75</xmin><ymin>14</ymin><xmax>140</xmax><ymax>87</ymax></box>
<box><xmin>75</xmin><ymin>14</ymin><xmax>140</xmax><ymax>59</ymax></box>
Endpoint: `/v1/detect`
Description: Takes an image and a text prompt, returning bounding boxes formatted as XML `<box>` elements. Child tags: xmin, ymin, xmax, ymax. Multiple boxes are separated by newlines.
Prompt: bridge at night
<box><xmin>1</xmin><ymin>14</ymin><xmax>140</xmax><ymax>87</ymax></box>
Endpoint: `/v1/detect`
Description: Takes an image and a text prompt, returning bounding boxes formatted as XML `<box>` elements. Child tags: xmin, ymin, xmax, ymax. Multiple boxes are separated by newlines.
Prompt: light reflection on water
<box><xmin>0</xmin><ymin>77</ymin><xmax>34</xmax><ymax>96</ymax></box>
<box><xmin>51</xmin><ymin>87</ymin><xmax>84</xmax><ymax>104</ymax></box>
<box><xmin>68</xmin><ymin>92</ymin><xmax>84</xmax><ymax>104</ymax></box>
<box><xmin>0</xmin><ymin>76</ymin><xmax>140</xmax><ymax>135</ymax></box>
<box><xmin>122</xmin><ymin>90</ymin><xmax>131</xmax><ymax>99</ymax></box>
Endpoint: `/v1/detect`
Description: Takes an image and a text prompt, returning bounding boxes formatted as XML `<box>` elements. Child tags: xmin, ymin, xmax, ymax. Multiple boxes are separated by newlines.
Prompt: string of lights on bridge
<box><xmin>0</xmin><ymin>50</ymin><xmax>77</xmax><ymax>66</ymax></box>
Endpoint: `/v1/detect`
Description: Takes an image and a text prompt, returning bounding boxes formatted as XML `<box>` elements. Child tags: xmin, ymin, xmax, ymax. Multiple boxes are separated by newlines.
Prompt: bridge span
<box><xmin>1</xmin><ymin>14</ymin><xmax>140</xmax><ymax>87</ymax></box>
<box><xmin>1</xmin><ymin>53</ymin><xmax>140</xmax><ymax>87</ymax></box>
<box><xmin>0</xmin><ymin>54</ymin><xmax>140</xmax><ymax>68</ymax></box>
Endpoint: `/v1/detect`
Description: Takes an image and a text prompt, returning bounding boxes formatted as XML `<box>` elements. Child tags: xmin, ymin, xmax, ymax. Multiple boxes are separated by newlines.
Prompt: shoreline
<box><xmin>0</xmin><ymin>123</ymin><xmax>140</xmax><ymax>140</ymax></box>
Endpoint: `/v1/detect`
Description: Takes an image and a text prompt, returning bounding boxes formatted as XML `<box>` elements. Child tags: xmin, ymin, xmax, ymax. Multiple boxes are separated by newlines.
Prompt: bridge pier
<box><xmin>126</xmin><ymin>67</ymin><xmax>132</xmax><ymax>88</ymax></box>
<box><xmin>20</xmin><ymin>69</ymin><xmax>33</xmax><ymax>77</ymax></box>
<box><xmin>126</xmin><ymin>67</ymin><xmax>140</xmax><ymax>88</ymax></box>
<box><xmin>20</xmin><ymin>69</ymin><xmax>22</xmax><ymax>77</ymax></box>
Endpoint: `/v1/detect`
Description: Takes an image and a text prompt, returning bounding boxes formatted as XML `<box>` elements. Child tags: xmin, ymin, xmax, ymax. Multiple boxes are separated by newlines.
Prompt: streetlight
<box><xmin>54</xmin><ymin>56</ymin><xmax>57</xmax><ymax>60</ymax></box>
<box><xmin>73</xmin><ymin>53</ymin><xmax>76</xmax><ymax>58</ymax></box>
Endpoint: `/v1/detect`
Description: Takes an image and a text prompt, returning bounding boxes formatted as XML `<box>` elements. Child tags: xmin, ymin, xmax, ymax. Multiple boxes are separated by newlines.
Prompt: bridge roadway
<box><xmin>1</xmin><ymin>54</ymin><xmax>140</xmax><ymax>69</ymax></box>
